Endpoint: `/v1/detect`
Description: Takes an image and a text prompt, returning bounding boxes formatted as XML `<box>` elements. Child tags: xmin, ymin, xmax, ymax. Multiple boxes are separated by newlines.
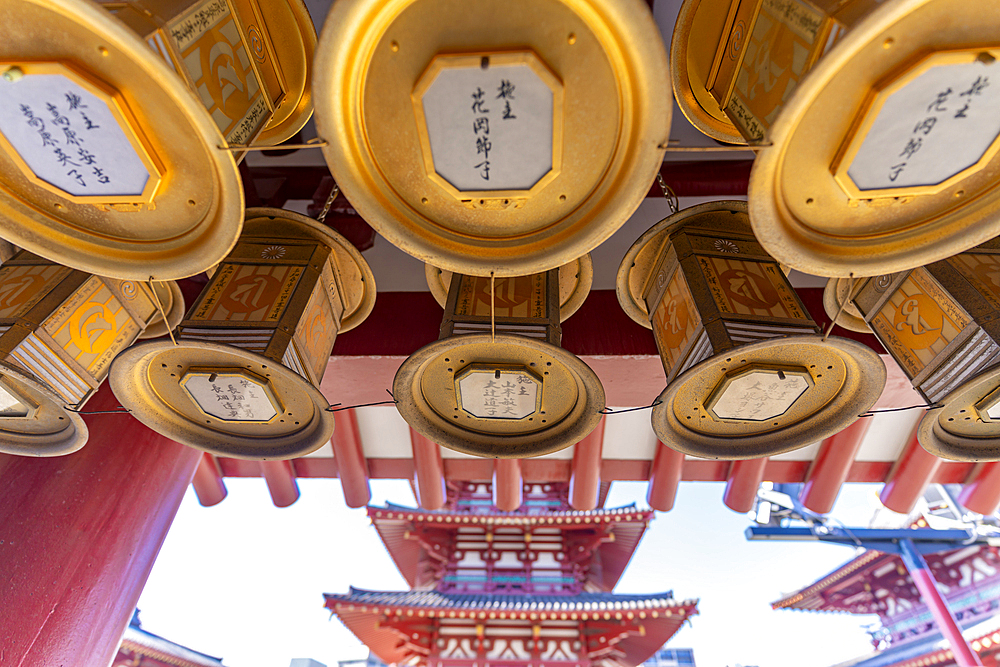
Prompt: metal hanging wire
<box><xmin>655</xmin><ymin>173</ymin><xmax>679</xmax><ymax>214</ymax></box>
<box><xmin>317</xmin><ymin>182</ymin><xmax>341</xmax><ymax>225</ymax></box>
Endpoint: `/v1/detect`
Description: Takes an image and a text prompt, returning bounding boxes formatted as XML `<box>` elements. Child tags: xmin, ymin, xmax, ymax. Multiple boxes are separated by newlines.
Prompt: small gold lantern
<box><xmin>673</xmin><ymin>0</ymin><xmax>1000</xmax><ymax>278</ymax></box>
<box><xmin>826</xmin><ymin>241</ymin><xmax>1000</xmax><ymax>460</ymax></box>
<box><xmin>394</xmin><ymin>260</ymin><xmax>604</xmax><ymax>458</ymax></box>
<box><xmin>0</xmin><ymin>250</ymin><xmax>185</xmax><ymax>456</ymax></box>
<box><xmin>617</xmin><ymin>201</ymin><xmax>885</xmax><ymax>460</ymax></box>
<box><xmin>314</xmin><ymin>0</ymin><xmax>671</xmax><ymax>277</ymax></box>
<box><xmin>110</xmin><ymin>208</ymin><xmax>376</xmax><ymax>460</ymax></box>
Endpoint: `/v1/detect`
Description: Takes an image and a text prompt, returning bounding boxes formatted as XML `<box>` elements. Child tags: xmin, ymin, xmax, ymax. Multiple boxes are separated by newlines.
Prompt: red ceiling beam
<box><xmin>569</xmin><ymin>418</ymin><xmax>606</xmax><ymax>511</ymax></box>
<box><xmin>493</xmin><ymin>459</ymin><xmax>523</xmax><ymax>512</ymax></box>
<box><xmin>957</xmin><ymin>463</ymin><xmax>1000</xmax><ymax>516</ymax></box>
<box><xmin>191</xmin><ymin>453</ymin><xmax>227</xmax><ymax>507</ymax></box>
<box><xmin>723</xmin><ymin>458</ymin><xmax>769</xmax><ymax>513</ymax></box>
<box><xmin>646</xmin><ymin>443</ymin><xmax>685</xmax><ymax>512</ymax></box>
<box><xmin>410</xmin><ymin>429</ymin><xmax>446</xmax><ymax>510</ymax></box>
<box><xmin>800</xmin><ymin>418</ymin><xmax>874</xmax><ymax>514</ymax></box>
<box><xmin>879</xmin><ymin>428</ymin><xmax>943</xmax><ymax>514</ymax></box>
<box><xmin>330</xmin><ymin>409</ymin><xmax>371</xmax><ymax>508</ymax></box>
<box><xmin>259</xmin><ymin>460</ymin><xmax>300</xmax><ymax>508</ymax></box>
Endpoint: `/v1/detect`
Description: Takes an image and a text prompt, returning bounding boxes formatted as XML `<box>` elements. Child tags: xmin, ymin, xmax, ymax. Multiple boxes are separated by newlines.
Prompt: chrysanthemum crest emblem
<box><xmin>714</xmin><ymin>239</ymin><xmax>739</xmax><ymax>254</ymax></box>
<box><xmin>261</xmin><ymin>246</ymin><xmax>287</xmax><ymax>260</ymax></box>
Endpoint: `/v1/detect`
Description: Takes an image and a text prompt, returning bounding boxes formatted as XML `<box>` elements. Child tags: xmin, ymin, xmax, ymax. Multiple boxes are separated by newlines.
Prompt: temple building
<box><xmin>325</xmin><ymin>483</ymin><xmax>697</xmax><ymax>667</ymax></box>
<box><xmin>113</xmin><ymin>611</ymin><xmax>227</xmax><ymax>667</ymax></box>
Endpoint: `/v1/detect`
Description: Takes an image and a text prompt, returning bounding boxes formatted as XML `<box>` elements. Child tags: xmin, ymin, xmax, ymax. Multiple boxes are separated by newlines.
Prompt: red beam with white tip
<box><xmin>410</xmin><ymin>429</ymin><xmax>446</xmax><ymax>510</ymax></box>
<box><xmin>569</xmin><ymin>418</ymin><xmax>606</xmax><ymax>511</ymax></box>
<box><xmin>958</xmin><ymin>463</ymin><xmax>1000</xmax><ymax>516</ymax></box>
<box><xmin>647</xmin><ymin>443</ymin><xmax>685</xmax><ymax>512</ymax></box>
<box><xmin>724</xmin><ymin>458</ymin><xmax>769</xmax><ymax>513</ymax></box>
<box><xmin>259</xmin><ymin>460</ymin><xmax>300</xmax><ymax>508</ymax></box>
<box><xmin>493</xmin><ymin>459</ymin><xmax>523</xmax><ymax>511</ymax></box>
<box><xmin>879</xmin><ymin>429</ymin><xmax>942</xmax><ymax>514</ymax></box>
<box><xmin>800</xmin><ymin>418</ymin><xmax>874</xmax><ymax>514</ymax></box>
<box><xmin>330</xmin><ymin>409</ymin><xmax>371</xmax><ymax>508</ymax></box>
<box><xmin>191</xmin><ymin>453</ymin><xmax>228</xmax><ymax>507</ymax></box>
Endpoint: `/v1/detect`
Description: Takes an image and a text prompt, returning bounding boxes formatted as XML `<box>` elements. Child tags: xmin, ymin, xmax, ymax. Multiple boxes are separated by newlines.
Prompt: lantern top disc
<box><xmin>109</xmin><ymin>339</ymin><xmax>334</xmax><ymax>460</ymax></box>
<box><xmin>243</xmin><ymin>208</ymin><xmax>377</xmax><ymax>333</ymax></box>
<box><xmin>0</xmin><ymin>361</ymin><xmax>89</xmax><ymax>457</ymax></box>
<box><xmin>822</xmin><ymin>277</ymin><xmax>872</xmax><ymax>334</ymax></box>
<box><xmin>313</xmin><ymin>0</ymin><xmax>671</xmax><ymax>277</ymax></box>
<box><xmin>138</xmin><ymin>281</ymin><xmax>186</xmax><ymax>341</ymax></box>
<box><xmin>0</xmin><ymin>0</ymin><xmax>245</xmax><ymax>281</ymax></box>
<box><xmin>917</xmin><ymin>366</ymin><xmax>1000</xmax><ymax>461</ymax></box>
<box><xmin>393</xmin><ymin>333</ymin><xmax>605</xmax><ymax>458</ymax></box>
<box><xmin>425</xmin><ymin>255</ymin><xmax>593</xmax><ymax>322</ymax></box>
<box><xmin>750</xmin><ymin>0</ymin><xmax>1000</xmax><ymax>277</ymax></box>
<box><xmin>669</xmin><ymin>0</ymin><xmax>748</xmax><ymax>145</ymax></box>
<box><xmin>653</xmin><ymin>336</ymin><xmax>885</xmax><ymax>460</ymax></box>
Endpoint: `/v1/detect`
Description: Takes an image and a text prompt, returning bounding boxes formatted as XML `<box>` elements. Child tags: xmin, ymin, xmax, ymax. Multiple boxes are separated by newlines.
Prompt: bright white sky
<box><xmin>137</xmin><ymin>479</ymin><xmax>889</xmax><ymax>667</ymax></box>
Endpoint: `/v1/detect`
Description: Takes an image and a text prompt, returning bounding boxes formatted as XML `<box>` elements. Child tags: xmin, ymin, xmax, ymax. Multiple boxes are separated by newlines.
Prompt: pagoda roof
<box><xmin>772</xmin><ymin>550</ymin><xmax>887</xmax><ymax>612</ymax></box>
<box><xmin>325</xmin><ymin>588</ymin><xmax>698</xmax><ymax>667</ymax></box>
<box><xmin>368</xmin><ymin>504</ymin><xmax>652</xmax><ymax>591</ymax></box>
<box><xmin>119</xmin><ymin>625</ymin><xmax>225</xmax><ymax>667</ymax></box>
<box><xmin>831</xmin><ymin>616</ymin><xmax>1000</xmax><ymax>667</ymax></box>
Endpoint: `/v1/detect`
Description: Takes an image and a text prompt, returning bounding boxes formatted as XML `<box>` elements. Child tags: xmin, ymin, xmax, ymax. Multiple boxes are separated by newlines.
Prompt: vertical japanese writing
<box><xmin>469</xmin><ymin>79</ymin><xmax>519</xmax><ymax>182</ymax></box>
<box><xmin>19</xmin><ymin>93</ymin><xmax>110</xmax><ymax>190</ymax></box>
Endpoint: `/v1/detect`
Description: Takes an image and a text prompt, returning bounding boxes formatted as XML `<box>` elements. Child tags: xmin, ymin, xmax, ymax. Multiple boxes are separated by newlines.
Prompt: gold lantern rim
<box><xmin>138</xmin><ymin>280</ymin><xmax>186</xmax><ymax>341</ymax></box>
<box><xmin>749</xmin><ymin>0</ymin><xmax>1000</xmax><ymax>277</ymax></box>
<box><xmin>313</xmin><ymin>0</ymin><xmax>671</xmax><ymax>277</ymax></box>
<box><xmin>251</xmin><ymin>0</ymin><xmax>317</xmax><ymax>147</ymax></box>
<box><xmin>822</xmin><ymin>278</ymin><xmax>872</xmax><ymax>334</ymax></box>
<box><xmin>0</xmin><ymin>0</ymin><xmax>244</xmax><ymax>281</ymax></box>
<box><xmin>424</xmin><ymin>254</ymin><xmax>594</xmax><ymax>322</ymax></box>
<box><xmin>393</xmin><ymin>333</ymin><xmax>605</xmax><ymax>458</ymax></box>
<box><xmin>243</xmin><ymin>207</ymin><xmax>376</xmax><ymax>333</ymax></box>
<box><xmin>0</xmin><ymin>361</ymin><xmax>89</xmax><ymax>457</ymax></box>
<box><xmin>109</xmin><ymin>339</ymin><xmax>335</xmax><ymax>460</ymax></box>
<box><xmin>617</xmin><ymin>200</ymin><xmax>748</xmax><ymax>329</ymax></box>
<box><xmin>652</xmin><ymin>335</ymin><xmax>886</xmax><ymax>460</ymax></box>
<box><xmin>917</xmin><ymin>366</ymin><xmax>1000</xmax><ymax>461</ymax></box>
<box><xmin>669</xmin><ymin>0</ymin><xmax>748</xmax><ymax>145</ymax></box>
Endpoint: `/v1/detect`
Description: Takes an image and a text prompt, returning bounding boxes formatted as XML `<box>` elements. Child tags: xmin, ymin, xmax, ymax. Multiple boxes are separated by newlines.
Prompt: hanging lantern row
<box><xmin>0</xmin><ymin>250</ymin><xmax>183</xmax><ymax>456</ymax></box>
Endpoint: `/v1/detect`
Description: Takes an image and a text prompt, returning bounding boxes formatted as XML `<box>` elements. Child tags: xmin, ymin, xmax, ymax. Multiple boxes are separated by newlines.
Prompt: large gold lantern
<box><xmin>313</xmin><ymin>0</ymin><xmax>671</xmax><ymax>277</ymax></box>
<box><xmin>394</xmin><ymin>262</ymin><xmax>604</xmax><ymax>458</ymax></box>
<box><xmin>617</xmin><ymin>201</ymin><xmax>885</xmax><ymax>460</ymax></box>
<box><xmin>0</xmin><ymin>250</ymin><xmax>184</xmax><ymax>456</ymax></box>
<box><xmin>673</xmin><ymin>0</ymin><xmax>1000</xmax><ymax>278</ymax></box>
<box><xmin>825</xmin><ymin>241</ymin><xmax>1000</xmax><ymax>460</ymax></box>
<box><xmin>0</xmin><ymin>0</ymin><xmax>315</xmax><ymax>280</ymax></box>
<box><xmin>110</xmin><ymin>208</ymin><xmax>376</xmax><ymax>460</ymax></box>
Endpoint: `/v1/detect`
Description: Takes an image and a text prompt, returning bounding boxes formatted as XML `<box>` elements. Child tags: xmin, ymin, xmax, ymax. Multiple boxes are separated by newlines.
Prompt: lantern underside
<box><xmin>917</xmin><ymin>365</ymin><xmax>1000</xmax><ymax>461</ymax></box>
<box><xmin>0</xmin><ymin>360</ymin><xmax>88</xmax><ymax>456</ymax></box>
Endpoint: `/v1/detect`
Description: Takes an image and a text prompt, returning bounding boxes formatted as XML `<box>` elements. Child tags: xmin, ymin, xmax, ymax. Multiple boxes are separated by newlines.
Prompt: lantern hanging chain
<box><xmin>219</xmin><ymin>137</ymin><xmax>329</xmax><ymax>152</ymax></box>
<box><xmin>317</xmin><ymin>182</ymin><xmax>341</xmax><ymax>225</ymax></box>
<box><xmin>598</xmin><ymin>401</ymin><xmax>662</xmax><ymax>415</ymax></box>
<box><xmin>823</xmin><ymin>273</ymin><xmax>857</xmax><ymax>342</ymax></box>
<box><xmin>148</xmin><ymin>277</ymin><xmax>179</xmax><ymax>346</ymax></box>
<box><xmin>326</xmin><ymin>389</ymin><xmax>399</xmax><ymax>412</ymax></box>
<box><xmin>655</xmin><ymin>173</ymin><xmax>679</xmax><ymax>214</ymax></box>
<box><xmin>491</xmin><ymin>272</ymin><xmax>496</xmax><ymax>344</ymax></box>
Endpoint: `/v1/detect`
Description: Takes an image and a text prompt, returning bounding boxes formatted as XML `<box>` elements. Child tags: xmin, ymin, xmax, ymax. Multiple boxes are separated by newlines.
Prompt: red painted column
<box><xmin>259</xmin><ymin>460</ymin><xmax>300</xmax><ymax>508</ymax></box>
<box><xmin>0</xmin><ymin>383</ymin><xmax>201</xmax><ymax>667</ymax></box>
<box><xmin>493</xmin><ymin>459</ymin><xmax>523</xmax><ymax>511</ymax></box>
<box><xmin>723</xmin><ymin>458</ymin><xmax>768</xmax><ymax>513</ymax></box>
<box><xmin>800</xmin><ymin>418</ymin><xmax>873</xmax><ymax>514</ymax></box>
<box><xmin>958</xmin><ymin>463</ymin><xmax>1000</xmax><ymax>516</ymax></box>
<box><xmin>330</xmin><ymin>408</ymin><xmax>371</xmax><ymax>508</ymax></box>
<box><xmin>647</xmin><ymin>443</ymin><xmax>685</xmax><ymax>512</ymax></box>
<box><xmin>191</xmin><ymin>453</ymin><xmax>228</xmax><ymax>506</ymax></box>
<box><xmin>880</xmin><ymin>429</ymin><xmax>942</xmax><ymax>514</ymax></box>
<box><xmin>569</xmin><ymin>418</ymin><xmax>605</xmax><ymax>511</ymax></box>
<box><xmin>410</xmin><ymin>428</ymin><xmax>446</xmax><ymax>510</ymax></box>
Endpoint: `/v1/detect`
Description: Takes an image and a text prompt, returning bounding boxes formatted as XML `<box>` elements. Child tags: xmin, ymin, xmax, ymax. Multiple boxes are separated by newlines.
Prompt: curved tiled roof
<box><xmin>369</xmin><ymin>504</ymin><xmax>652</xmax><ymax>525</ymax></box>
<box><xmin>118</xmin><ymin>625</ymin><xmax>224</xmax><ymax>667</ymax></box>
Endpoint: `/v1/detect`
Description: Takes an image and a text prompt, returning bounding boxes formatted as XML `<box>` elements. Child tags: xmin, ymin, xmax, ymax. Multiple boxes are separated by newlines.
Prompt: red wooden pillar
<box><xmin>569</xmin><ymin>418</ymin><xmax>605</xmax><ymax>511</ymax></box>
<box><xmin>493</xmin><ymin>459</ymin><xmax>523</xmax><ymax>511</ymax></box>
<box><xmin>800</xmin><ymin>418</ymin><xmax>873</xmax><ymax>514</ymax></box>
<box><xmin>880</xmin><ymin>430</ymin><xmax>942</xmax><ymax>514</ymax></box>
<box><xmin>959</xmin><ymin>463</ymin><xmax>1000</xmax><ymax>516</ymax></box>
<box><xmin>0</xmin><ymin>383</ymin><xmax>201</xmax><ymax>667</ymax></box>
<box><xmin>723</xmin><ymin>458</ymin><xmax>768</xmax><ymax>513</ymax></box>
<box><xmin>410</xmin><ymin>428</ymin><xmax>446</xmax><ymax>510</ymax></box>
<box><xmin>259</xmin><ymin>460</ymin><xmax>300</xmax><ymax>508</ymax></box>
<box><xmin>647</xmin><ymin>443</ymin><xmax>685</xmax><ymax>512</ymax></box>
<box><xmin>330</xmin><ymin>408</ymin><xmax>371</xmax><ymax>508</ymax></box>
<box><xmin>191</xmin><ymin>453</ymin><xmax>228</xmax><ymax>506</ymax></box>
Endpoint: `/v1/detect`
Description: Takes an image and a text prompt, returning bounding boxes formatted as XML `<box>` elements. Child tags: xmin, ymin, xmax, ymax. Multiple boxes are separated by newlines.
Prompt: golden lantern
<box><xmin>313</xmin><ymin>0</ymin><xmax>671</xmax><ymax>277</ymax></box>
<box><xmin>672</xmin><ymin>0</ymin><xmax>1000</xmax><ymax>278</ymax></box>
<box><xmin>0</xmin><ymin>0</ymin><xmax>315</xmax><ymax>280</ymax></box>
<box><xmin>617</xmin><ymin>201</ymin><xmax>885</xmax><ymax>460</ymax></box>
<box><xmin>394</xmin><ymin>261</ymin><xmax>604</xmax><ymax>458</ymax></box>
<box><xmin>110</xmin><ymin>208</ymin><xmax>376</xmax><ymax>460</ymax></box>
<box><xmin>0</xmin><ymin>250</ymin><xmax>185</xmax><ymax>456</ymax></box>
<box><xmin>825</xmin><ymin>239</ymin><xmax>1000</xmax><ymax>460</ymax></box>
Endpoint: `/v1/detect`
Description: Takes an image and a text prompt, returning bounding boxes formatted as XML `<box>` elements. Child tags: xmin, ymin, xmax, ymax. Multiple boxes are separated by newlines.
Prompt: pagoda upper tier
<box><xmin>368</xmin><ymin>483</ymin><xmax>652</xmax><ymax>594</ymax></box>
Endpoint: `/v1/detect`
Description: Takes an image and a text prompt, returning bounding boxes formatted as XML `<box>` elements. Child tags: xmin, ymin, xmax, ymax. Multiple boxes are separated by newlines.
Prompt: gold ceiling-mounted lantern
<box><xmin>825</xmin><ymin>240</ymin><xmax>1000</xmax><ymax>460</ymax></box>
<box><xmin>617</xmin><ymin>201</ymin><xmax>885</xmax><ymax>460</ymax></box>
<box><xmin>394</xmin><ymin>263</ymin><xmax>605</xmax><ymax>458</ymax></box>
<box><xmin>0</xmin><ymin>0</ymin><xmax>316</xmax><ymax>280</ymax></box>
<box><xmin>110</xmin><ymin>208</ymin><xmax>376</xmax><ymax>460</ymax></box>
<box><xmin>673</xmin><ymin>0</ymin><xmax>1000</xmax><ymax>278</ymax></box>
<box><xmin>313</xmin><ymin>0</ymin><xmax>671</xmax><ymax>277</ymax></box>
<box><xmin>0</xmin><ymin>250</ymin><xmax>185</xmax><ymax>456</ymax></box>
